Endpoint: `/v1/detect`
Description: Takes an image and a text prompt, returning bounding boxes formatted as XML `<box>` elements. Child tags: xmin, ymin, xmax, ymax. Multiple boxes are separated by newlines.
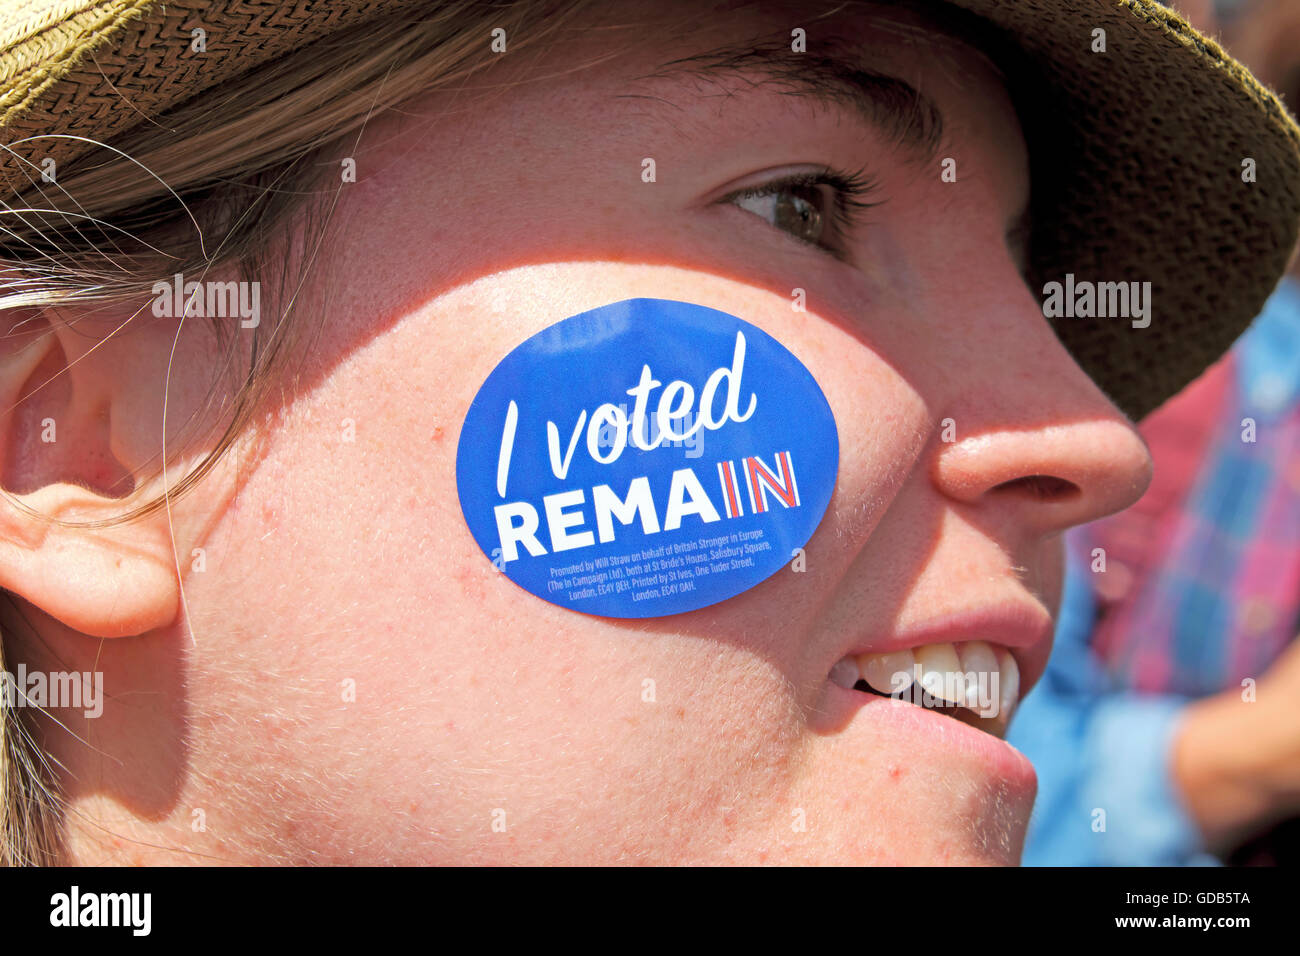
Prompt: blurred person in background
<box><xmin>1011</xmin><ymin>0</ymin><xmax>1300</xmax><ymax>867</ymax></box>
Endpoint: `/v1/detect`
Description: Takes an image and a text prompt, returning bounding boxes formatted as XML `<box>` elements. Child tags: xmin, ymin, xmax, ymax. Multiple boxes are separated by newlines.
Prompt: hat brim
<box><xmin>948</xmin><ymin>0</ymin><xmax>1300</xmax><ymax>418</ymax></box>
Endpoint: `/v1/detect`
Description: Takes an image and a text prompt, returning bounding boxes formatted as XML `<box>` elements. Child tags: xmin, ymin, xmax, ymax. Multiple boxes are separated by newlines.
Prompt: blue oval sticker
<box><xmin>455</xmin><ymin>298</ymin><xmax>839</xmax><ymax>617</ymax></box>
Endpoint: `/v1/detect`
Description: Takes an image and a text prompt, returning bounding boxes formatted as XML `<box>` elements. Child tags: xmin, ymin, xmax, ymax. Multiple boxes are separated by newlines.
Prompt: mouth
<box><xmin>827</xmin><ymin>641</ymin><xmax>1020</xmax><ymax>738</ymax></box>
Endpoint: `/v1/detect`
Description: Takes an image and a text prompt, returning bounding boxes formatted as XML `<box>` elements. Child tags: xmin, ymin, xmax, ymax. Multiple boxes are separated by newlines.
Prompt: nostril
<box><xmin>992</xmin><ymin>474</ymin><xmax>1081</xmax><ymax>501</ymax></box>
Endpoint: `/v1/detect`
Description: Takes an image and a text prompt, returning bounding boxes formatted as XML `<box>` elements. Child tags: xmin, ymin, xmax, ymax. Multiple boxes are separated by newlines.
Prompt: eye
<box><xmin>721</xmin><ymin>165</ymin><xmax>880</xmax><ymax>259</ymax></box>
<box><xmin>732</xmin><ymin>182</ymin><xmax>835</xmax><ymax>246</ymax></box>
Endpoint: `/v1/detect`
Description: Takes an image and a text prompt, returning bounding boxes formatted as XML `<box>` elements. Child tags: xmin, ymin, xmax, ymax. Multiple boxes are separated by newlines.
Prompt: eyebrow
<box><xmin>629</xmin><ymin>40</ymin><xmax>946</xmax><ymax>163</ymax></box>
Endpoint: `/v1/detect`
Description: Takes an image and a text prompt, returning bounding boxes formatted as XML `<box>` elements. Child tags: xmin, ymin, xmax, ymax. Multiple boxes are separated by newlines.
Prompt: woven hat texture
<box><xmin>1</xmin><ymin>0</ymin><xmax>1298</xmax><ymax>420</ymax></box>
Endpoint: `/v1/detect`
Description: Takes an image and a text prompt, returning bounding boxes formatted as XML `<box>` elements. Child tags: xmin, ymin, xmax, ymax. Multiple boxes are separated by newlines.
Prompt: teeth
<box><xmin>913</xmin><ymin>643</ymin><xmax>964</xmax><ymax>704</ymax></box>
<box><xmin>858</xmin><ymin>649</ymin><xmax>916</xmax><ymax>695</ymax></box>
<box><xmin>997</xmin><ymin>648</ymin><xmax>1019</xmax><ymax>721</ymax></box>
<box><xmin>831</xmin><ymin>640</ymin><xmax>1023</xmax><ymax>733</ymax></box>
<box><xmin>828</xmin><ymin>656</ymin><xmax>860</xmax><ymax>689</ymax></box>
<box><xmin>956</xmin><ymin>640</ymin><xmax>999</xmax><ymax>711</ymax></box>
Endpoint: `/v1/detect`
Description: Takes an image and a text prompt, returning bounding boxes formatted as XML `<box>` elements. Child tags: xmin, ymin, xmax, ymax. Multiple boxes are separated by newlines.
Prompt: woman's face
<box><xmin>46</xmin><ymin>0</ymin><xmax>1152</xmax><ymax>864</ymax></box>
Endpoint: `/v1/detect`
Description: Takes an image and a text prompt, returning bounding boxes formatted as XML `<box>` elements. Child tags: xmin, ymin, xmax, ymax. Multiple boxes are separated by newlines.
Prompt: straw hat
<box><xmin>2</xmin><ymin>0</ymin><xmax>1298</xmax><ymax>419</ymax></box>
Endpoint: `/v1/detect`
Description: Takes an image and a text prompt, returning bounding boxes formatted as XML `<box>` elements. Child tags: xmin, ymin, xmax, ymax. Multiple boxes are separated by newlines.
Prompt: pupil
<box><xmin>776</xmin><ymin>191</ymin><xmax>822</xmax><ymax>242</ymax></box>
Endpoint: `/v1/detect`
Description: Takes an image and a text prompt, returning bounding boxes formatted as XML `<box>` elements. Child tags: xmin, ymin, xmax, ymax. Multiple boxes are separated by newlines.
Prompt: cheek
<box><xmin>190</xmin><ymin>262</ymin><xmax>939</xmax><ymax>860</ymax></box>
<box><xmin>180</xmin><ymin>260</ymin><xmax>1021</xmax><ymax>862</ymax></box>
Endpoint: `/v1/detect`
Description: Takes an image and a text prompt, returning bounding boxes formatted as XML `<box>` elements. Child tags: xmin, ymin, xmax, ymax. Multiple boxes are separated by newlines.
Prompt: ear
<box><xmin>0</xmin><ymin>306</ymin><xmax>180</xmax><ymax>638</ymax></box>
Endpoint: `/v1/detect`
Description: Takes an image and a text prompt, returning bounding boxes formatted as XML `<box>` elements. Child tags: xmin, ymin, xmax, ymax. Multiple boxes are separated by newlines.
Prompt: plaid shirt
<box><xmin>1084</xmin><ymin>277</ymin><xmax>1300</xmax><ymax>695</ymax></box>
<box><xmin>1010</xmin><ymin>276</ymin><xmax>1300</xmax><ymax>865</ymax></box>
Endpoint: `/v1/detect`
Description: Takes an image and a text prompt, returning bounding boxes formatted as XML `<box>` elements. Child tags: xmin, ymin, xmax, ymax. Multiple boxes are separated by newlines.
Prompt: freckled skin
<box><xmin>33</xmin><ymin>0</ymin><xmax>1152</xmax><ymax>865</ymax></box>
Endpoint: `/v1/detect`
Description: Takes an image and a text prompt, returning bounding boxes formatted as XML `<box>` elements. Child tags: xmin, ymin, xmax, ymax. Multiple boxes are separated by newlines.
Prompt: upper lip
<box><xmin>833</xmin><ymin>600</ymin><xmax>1054</xmax><ymax>702</ymax></box>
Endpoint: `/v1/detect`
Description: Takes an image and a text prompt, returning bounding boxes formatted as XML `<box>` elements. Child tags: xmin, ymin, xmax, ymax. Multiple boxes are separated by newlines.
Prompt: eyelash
<box><xmin>724</xmin><ymin>164</ymin><xmax>882</xmax><ymax>260</ymax></box>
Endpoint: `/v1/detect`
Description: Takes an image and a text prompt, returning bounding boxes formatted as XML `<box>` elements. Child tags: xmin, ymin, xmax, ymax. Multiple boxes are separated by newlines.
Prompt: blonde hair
<box><xmin>0</xmin><ymin>0</ymin><xmax>595</xmax><ymax>865</ymax></box>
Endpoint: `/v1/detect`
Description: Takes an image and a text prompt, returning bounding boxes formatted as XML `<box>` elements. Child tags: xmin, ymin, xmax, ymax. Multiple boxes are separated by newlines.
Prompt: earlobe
<box><xmin>0</xmin><ymin>482</ymin><xmax>181</xmax><ymax>638</ymax></box>
<box><xmin>0</xmin><ymin>309</ymin><xmax>182</xmax><ymax>639</ymax></box>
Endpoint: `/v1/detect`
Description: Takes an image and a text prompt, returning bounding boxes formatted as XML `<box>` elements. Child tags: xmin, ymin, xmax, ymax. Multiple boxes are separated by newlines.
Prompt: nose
<box><xmin>930</xmin><ymin>327</ymin><xmax>1154</xmax><ymax>537</ymax></box>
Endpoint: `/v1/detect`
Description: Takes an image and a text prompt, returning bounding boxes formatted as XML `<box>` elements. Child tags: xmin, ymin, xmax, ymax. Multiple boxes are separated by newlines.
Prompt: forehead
<box><xmin>580</xmin><ymin>0</ymin><xmax>1028</xmax><ymax>181</ymax></box>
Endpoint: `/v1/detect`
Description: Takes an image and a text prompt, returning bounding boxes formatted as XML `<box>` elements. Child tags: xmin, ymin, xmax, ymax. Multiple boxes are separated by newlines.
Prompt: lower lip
<box><xmin>819</xmin><ymin>681</ymin><xmax>1037</xmax><ymax>793</ymax></box>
